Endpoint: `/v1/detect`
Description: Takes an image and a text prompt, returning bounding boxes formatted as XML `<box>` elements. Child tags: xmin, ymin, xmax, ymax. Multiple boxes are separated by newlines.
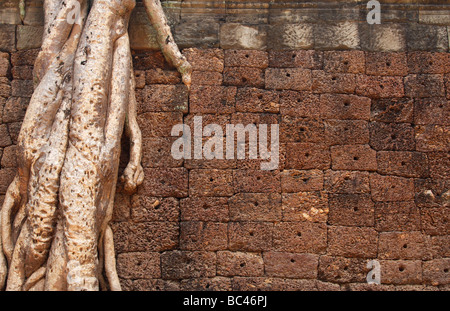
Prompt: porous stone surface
<box><xmin>1</xmin><ymin>0</ymin><xmax>449</xmax><ymax>291</ymax></box>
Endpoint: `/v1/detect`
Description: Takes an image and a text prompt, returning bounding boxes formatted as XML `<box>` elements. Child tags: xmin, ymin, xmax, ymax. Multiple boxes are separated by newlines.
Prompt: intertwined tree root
<box><xmin>0</xmin><ymin>0</ymin><xmax>191</xmax><ymax>291</ymax></box>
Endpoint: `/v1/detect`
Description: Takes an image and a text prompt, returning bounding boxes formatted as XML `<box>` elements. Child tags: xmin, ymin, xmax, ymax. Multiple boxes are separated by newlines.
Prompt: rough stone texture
<box><xmin>1</xmin><ymin>1</ymin><xmax>449</xmax><ymax>290</ymax></box>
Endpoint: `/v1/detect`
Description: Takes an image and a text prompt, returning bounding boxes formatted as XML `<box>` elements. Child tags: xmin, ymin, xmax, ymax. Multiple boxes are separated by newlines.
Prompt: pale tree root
<box><xmin>1</xmin><ymin>0</ymin><xmax>191</xmax><ymax>291</ymax></box>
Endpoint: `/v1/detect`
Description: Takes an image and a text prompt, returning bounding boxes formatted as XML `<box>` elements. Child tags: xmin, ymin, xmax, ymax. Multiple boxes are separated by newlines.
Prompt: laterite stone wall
<box><xmin>0</xmin><ymin>0</ymin><xmax>449</xmax><ymax>290</ymax></box>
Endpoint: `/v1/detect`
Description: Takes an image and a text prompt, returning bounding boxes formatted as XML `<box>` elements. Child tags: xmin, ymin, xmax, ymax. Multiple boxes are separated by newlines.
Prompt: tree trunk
<box><xmin>0</xmin><ymin>0</ymin><xmax>191</xmax><ymax>291</ymax></box>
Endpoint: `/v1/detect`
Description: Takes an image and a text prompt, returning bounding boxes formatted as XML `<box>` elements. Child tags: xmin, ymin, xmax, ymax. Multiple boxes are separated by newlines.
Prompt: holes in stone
<box><xmin>399</xmin><ymin>266</ymin><xmax>405</xmax><ymax>272</ymax></box>
<box><xmin>403</xmin><ymin>244</ymin><xmax>408</xmax><ymax>249</ymax></box>
<box><xmin>242</xmin><ymin>77</ymin><xmax>247</xmax><ymax>83</ymax></box>
<box><xmin>257</xmin><ymin>94</ymin><xmax>263</xmax><ymax>100</ymax></box>
<box><xmin>291</xmin><ymin>258</ymin><xmax>295</xmax><ymax>263</ymax></box>
<box><xmin>331</xmin><ymin>76</ymin><xmax>337</xmax><ymax>81</ymax></box>
<box><xmin>386</xmin><ymin>62</ymin><xmax>391</xmax><ymax>67</ymax></box>
<box><xmin>206</xmin><ymin>283</ymin><xmax>210</xmax><ymax>289</ymax></box>
<box><xmin>343</xmin><ymin>61</ymin><xmax>349</xmax><ymax>66</ymax></box>
<box><xmin>444</xmin><ymin>269</ymin><xmax>448</xmax><ymax>273</ymax></box>
<box><xmin>344</xmin><ymin>266</ymin><xmax>348</xmax><ymax>271</ymax></box>
<box><xmin>429</xmin><ymin>61</ymin><xmax>433</xmax><ymax>66</ymax></box>
<box><xmin>344</xmin><ymin>101</ymin><xmax>350</xmax><ymax>107</ymax></box>
<box><xmin>240</xmin><ymin>262</ymin><xmax>246</xmax><ymax>268</ymax></box>
<box><xmin>391</xmin><ymin>134</ymin><xmax>397</xmax><ymax>140</ymax></box>
<box><xmin>158</xmin><ymin>148</ymin><xmax>162</xmax><ymax>153</ymax></box>
<box><xmin>297</xmin><ymin>232</ymin><xmax>302</xmax><ymax>237</ymax></box>
<box><xmin>379</xmin><ymin>84</ymin><xmax>384</xmax><ymax>89</ymax></box>
<box><xmin>344</xmin><ymin>176</ymin><xmax>350</xmax><ymax>180</ymax></box>
<box><xmin>286</xmin><ymin>73</ymin><xmax>291</xmax><ymax>77</ymax></box>
<box><xmin>256</xmin><ymin>176</ymin><xmax>261</xmax><ymax>181</ymax></box>
<box><xmin>353</xmin><ymin>156</ymin><xmax>359</xmax><ymax>161</ymax></box>
<box><xmin>303</xmin><ymin>178</ymin><xmax>309</xmax><ymax>183</ymax></box>
<box><xmin>209</xmin><ymin>177</ymin><xmax>214</xmax><ymax>182</ymax></box>
<box><xmin>299</xmin><ymin>127</ymin><xmax>306</xmax><ymax>132</ymax></box>
<box><xmin>137</xmin><ymin>261</ymin><xmax>142</xmax><ymax>266</ymax></box>
<box><xmin>161</xmin><ymin>180</ymin><xmax>166</xmax><ymax>185</ymax></box>
<box><xmin>305</xmin><ymin>153</ymin><xmax>310</xmax><ymax>157</ymax></box>
<box><xmin>353</xmin><ymin>207</ymin><xmax>358</xmax><ymax>212</ymax></box>
<box><xmin>245</xmin><ymin>54</ymin><xmax>249</xmax><ymax>58</ymax></box>
<box><xmin>254</xmin><ymin>202</ymin><xmax>259</xmax><ymax>207</ymax></box>
<box><xmin>249</xmin><ymin>231</ymin><xmax>254</xmax><ymax>236</ymax></box>
<box><xmin>401</xmin><ymin>161</ymin><xmax>406</xmax><ymax>166</ymax></box>
<box><xmin>203</xmin><ymin>204</ymin><xmax>209</xmax><ymax>209</ymax></box>
<box><xmin>344</xmin><ymin>127</ymin><xmax>348</xmax><ymax>131</ymax></box>
<box><xmin>292</xmin><ymin>54</ymin><xmax>296</xmax><ymax>59</ymax></box>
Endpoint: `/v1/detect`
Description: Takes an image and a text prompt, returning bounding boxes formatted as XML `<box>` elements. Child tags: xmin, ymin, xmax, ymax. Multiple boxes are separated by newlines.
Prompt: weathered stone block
<box><xmin>324</xmin><ymin>170</ymin><xmax>371</xmax><ymax>194</ymax></box>
<box><xmin>370</xmin><ymin>173</ymin><xmax>414</xmax><ymax>202</ymax></box>
<box><xmin>228</xmin><ymin>222</ymin><xmax>273</xmax><ymax>252</ymax></box>
<box><xmin>366</xmin><ymin>52</ymin><xmax>408</xmax><ymax>76</ymax></box>
<box><xmin>282</xmin><ymin>191</ymin><xmax>328</xmax><ymax>223</ymax></box>
<box><xmin>180</xmin><ymin>196</ymin><xmax>229</xmax><ymax>222</ymax></box>
<box><xmin>319</xmin><ymin>94</ymin><xmax>371</xmax><ymax>120</ymax></box>
<box><xmin>328</xmin><ymin>226</ymin><xmax>378</xmax><ymax>258</ymax></box>
<box><xmin>189</xmin><ymin>85</ymin><xmax>236</xmax><ymax>114</ymax></box>
<box><xmin>224</xmin><ymin>50</ymin><xmax>268</xmax><ymax>68</ymax></box>
<box><xmin>285</xmin><ymin>143</ymin><xmax>330</xmax><ymax>170</ymax></box>
<box><xmin>415</xmin><ymin>125</ymin><xmax>450</xmax><ymax>152</ymax></box>
<box><xmin>324</xmin><ymin>120</ymin><xmax>369</xmax><ymax>146</ymax></box>
<box><xmin>312</xmin><ymin>71</ymin><xmax>356</xmax><ymax>94</ymax></box>
<box><xmin>404</xmin><ymin>74</ymin><xmax>445</xmax><ymax>98</ymax></box>
<box><xmin>138</xmin><ymin>168</ymin><xmax>188</xmax><ymax>198</ymax></box>
<box><xmin>117</xmin><ymin>252</ymin><xmax>160</xmax><ymax>279</ymax></box>
<box><xmin>180</xmin><ymin>221</ymin><xmax>228</xmax><ymax>251</ymax></box>
<box><xmin>264</xmin><ymin>252</ymin><xmax>318</xmax><ymax>279</ymax></box>
<box><xmin>281</xmin><ymin>169</ymin><xmax>323</xmax><ymax>193</ymax></box>
<box><xmin>131</xmin><ymin>196</ymin><xmax>179</xmax><ymax>222</ymax></box>
<box><xmin>236</xmin><ymin>87</ymin><xmax>279</xmax><ymax>113</ymax></box>
<box><xmin>328</xmin><ymin>193</ymin><xmax>374</xmax><ymax>227</ymax></box>
<box><xmin>323</xmin><ymin>50</ymin><xmax>365</xmax><ymax>74</ymax></box>
<box><xmin>369</xmin><ymin>122</ymin><xmax>415</xmax><ymax>151</ymax></box>
<box><xmin>265</xmin><ymin>68</ymin><xmax>312</xmax><ymax>91</ymax></box>
<box><xmin>273</xmin><ymin>222</ymin><xmax>327</xmax><ymax>253</ymax></box>
<box><xmin>161</xmin><ymin>251</ymin><xmax>217</xmax><ymax>279</ymax></box>
<box><xmin>375</xmin><ymin>201</ymin><xmax>421</xmax><ymax>232</ymax></box>
<box><xmin>189</xmin><ymin>169</ymin><xmax>234</xmax><ymax>197</ymax></box>
<box><xmin>414</xmin><ymin>97</ymin><xmax>449</xmax><ymax>125</ymax></box>
<box><xmin>223</xmin><ymin>66</ymin><xmax>265</xmax><ymax>88</ymax></box>
<box><xmin>279</xmin><ymin>90</ymin><xmax>320</xmax><ymax>117</ymax></box>
<box><xmin>330</xmin><ymin>144</ymin><xmax>377</xmax><ymax>171</ymax></box>
<box><xmin>356</xmin><ymin>75</ymin><xmax>404</xmax><ymax>98</ymax></box>
<box><xmin>378</xmin><ymin>232</ymin><xmax>429</xmax><ymax>260</ymax></box>
<box><xmin>217</xmin><ymin>251</ymin><xmax>264</xmax><ymax>277</ymax></box>
<box><xmin>269</xmin><ymin>50</ymin><xmax>322</xmax><ymax>69</ymax></box>
<box><xmin>233</xmin><ymin>169</ymin><xmax>281</xmax><ymax>193</ymax></box>
<box><xmin>229</xmin><ymin>193</ymin><xmax>281</xmax><ymax>222</ymax></box>
<box><xmin>370</xmin><ymin>98</ymin><xmax>413</xmax><ymax>123</ymax></box>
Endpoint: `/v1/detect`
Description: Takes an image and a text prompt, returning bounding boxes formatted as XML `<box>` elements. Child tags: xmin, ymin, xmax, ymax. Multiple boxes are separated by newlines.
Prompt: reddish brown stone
<box><xmin>414</xmin><ymin>98</ymin><xmax>449</xmax><ymax>125</ymax></box>
<box><xmin>131</xmin><ymin>196</ymin><xmax>179</xmax><ymax>222</ymax></box>
<box><xmin>369</xmin><ymin>122</ymin><xmax>415</xmax><ymax>151</ymax></box>
<box><xmin>423</xmin><ymin>259</ymin><xmax>450</xmax><ymax>285</ymax></box>
<box><xmin>407</xmin><ymin>52</ymin><xmax>450</xmax><ymax>74</ymax></box>
<box><xmin>132</xmin><ymin>51</ymin><xmax>170</xmax><ymax>70</ymax></box>
<box><xmin>228</xmin><ymin>222</ymin><xmax>273</xmax><ymax>252</ymax></box>
<box><xmin>145</xmin><ymin>68</ymin><xmax>181</xmax><ymax>84</ymax></box>
<box><xmin>380</xmin><ymin>260</ymin><xmax>423</xmax><ymax>285</ymax></box>
<box><xmin>190</xmin><ymin>85</ymin><xmax>236</xmax><ymax>114</ymax></box>
<box><xmin>269</xmin><ymin>50</ymin><xmax>323</xmax><ymax>69</ymax></box>
<box><xmin>229</xmin><ymin>193</ymin><xmax>281</xmax><ymax>221</ymax></box>
<box><xmin>331</xmin><ymin>145</ymin><xmax>377</xmax><ymax>171</ymax></box>
<box><xmin>370</xmin><ymin>98</ymin><xmax>413</xmax><ymax>123</ymax></box>
<box><xmin>285</xmin><ymin>143</ymin><xmax>330</xmax><ymax>170</ymax></box>
<box><xmin>183</xmin><ymin>48</ymin><xmax>224</xmax><ymax>72</ymax></box>
<box><xmin>414</xmin><ymin>178</ymin><xmax>449</xmax><ymax>209</ymax></box>
<box><xmin>161</xmin><ymin>251</ymin><xmax>217</xmax><ymax>279</ymax></box>
<box><xmin>0</xmin><ymin>167</ymin><xmax>15</xmax><ymax>194</ymax></box>
<box><xmin>180</xmin><ymin>197</ymin><xmax>229</xmax><ymax>222</ymax></box>
<box><xmin>366</xmin><ymin>52</ymin><xmax>408</xmax><ymax>76</ymax></box>
<box><xmin>279</xmin><ymin>90</ymin><xmax>320</xmax><ymax>117</ymax></box>
<box><xmin>323</xmin><ymin>51</ymin><xmax>365</xmax><ymax>74</ymax></box>
<box><xmin>375</xmin><ymin>201</ymin><xmax>421</xmax><ymax>232</ymax></box>
<box><xmin>224</xmin><ymin>50</ymin><xmax>268</xmax><ymax>68</ymax></box>
<box><xmin>180</xmin><ymin>221</ymin><xmax>228</xmax><ymax>251</ymax></box>
<box><xmin>370</xmin><ymin>173</ymin><xmax>414</xmax><ymax>202</ymax></box>
<box><xmin>428</xmin><ymin>152</ymin><xmax>450</xmax><ymax>179</ymax></box>
<box><xmin>265</xmin><ymin>68</ymin><xmax>312</xmax><ymax>91</ymax></box>
<box><xmin>0</xmin><ymin>145</ymin><xmax>17</xmax><ymax>168</ymax></box>
<box><xmin>356</xmin><ymin>75</ymin><xmax>404</xmax><ymax>98</ymax></box>
<box><xmin>11</xmin><ymin>65</ymin><xmax>33</xmax><ymax>80</ymax></box>
<box><xmin>377</xmin><ymin>151</ymin><xmax>429</xmax><ymax>178</ymax></box>
<box><xmin>328</xmin><ymin>193</ymin><xmax>375</xmax><ymax>227</ymax></box>
<box><xmin>11</xmin><ymin>80</ymin><xmax>33</xmax><ymax>97</ymax></box>
<box><xmin>281</xmin><ymin>169</ymin><xmax>324</xmax><ymax>193</ymax></box>
<box><xmin>318</xmin><ymin>256</ymin><xmax>369</xmax><ymax>283</ymax></box>
<box><xmin>189</xmin><ymin>169</ymin><xmax>234</xmax><ymax>197</ymax></box>
<box><xmin>312</xmin><ymin>71</ymin><xmax>356</xmax><ymax>94</ymax></box>
<box><xmin>319</xmin><ymin>94</ymin><xmax>371</xmax><ymax>120</ymax></box>
<box><xmin>217</xmin><ymin>251</ymin><xmax>264</xmax><ymax>277</ymax></box>
<box><xmin>138</xmin><ymin>168</ymin><xmax>188</xmax><ymax>198</ymax></box>
<box><xmin>0</xmin><ymin>77</ymin><xmax>11</xmax><ymax>97</ymax></box>
<box><xmin>0</xmin><ymin>53</ymin><xmax>10</xmax><ymax>78</ymax></box>
<box><xmin>328</xmin><ymin>226</ymin><xmax>378</xmax><ymax>258</ymax></box>
<box><xmin>117</xmin><ymin>252</ymin><xmax>160</xmax><ymax>279</ymax></box>
<box><xmin>404</xmin><ymin>74</ymin><xmax>445</xmax><ymax>98</ymax></box>
<box><xmin>223</xmin><ymin>67</ymin><xmax>265</xmax><ymax>88</ymax></box>
<box><xmin>180</xmin><ymin>277</ymin><xmax>232</xmax><ymax>291</ymax></box>
<box><xmin>420</xmin><ymin>207</ymin><xmax>449</xmax><ymax>236</ymax></box>
<box><xmin>127</xmin><ymin>221</ymin><xmax>179</xmax><ymax>252</ymax></box>
<box><xmin>273</xmin><ymin>222</ymin><xmax>327</xmax><ymax>253</ymax></box>
<box><xmin>136</xmin><ymin>85</ymin><xmax>188</xmax><ymax>114</ymax></box>
<box><xmin>190</xmin><ymin>71</ymin><xmax>223</xmax><ymax>86</ymax></box>
<box><xmin>324</xmin><ymin>170</ymin><xmax>371</xmax><ymax>194</ymax></box>
<box><xmin>280</xmin><ymin>116</ymin><xmax>325</xmax><ymax>143</ymax></box>
<box><xmin>137</xmin><ymin>112</ymin><xmax>183</xmax><ymax>137</ymax></box>
<box><xmin>10</xmin><ymin>49</ymin><xmax>39</xmax><ymax>66</ymax></box>
<box><xmin>233</xmin><ymin>169</ymin><xmax>281</xmax><ymax>193</ymax></box>
<box><xmin>282</xmin><ymin>191</ymin><xmax>328</xmax><ymax>222</ymax></box>
<box><xmin>264</xmin><ymin>252</ymin><xmax>319</xmax><ymax>279</ymax></box>
<box><xmin>134</xmin><ymin>70</ymin><xmax>145</xmax><ymax>89</ymax></box>
<box><xmin>429</xmin><ymin>235</ymin><xmax>450</xmax><ymax>259</ymax></box>
<box><xmin>142</xmin><ymin>137</ymin><xmax>183</xmax><ymax>168</ymax></box>
<box><xmin>2</xmin><ymin>97</ymin><xmax>29</xmax><ymax>123</ymax></box>
<box><xmin>378</xmin><ymin>232</ymin><xmax>428</xmax><ymax>260</ymax></box>
<box><xmin>415</xmin><ymin>125</ymin><xmax>450</xmax><ymax>152</ymax></box>
<box><xmin>133</xmin><ymin>279</ymin><xmax>180</xmax><ymax>291</ymax></box>
<box><xmin>236</xmin><ymin>87</ymin><xmax>279</xmax><ymax>113</ymax></box>
<box><xmin>324</xmin><ymin>120</ymin><xmax>369</xmax><ymax>146</ymax></box>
